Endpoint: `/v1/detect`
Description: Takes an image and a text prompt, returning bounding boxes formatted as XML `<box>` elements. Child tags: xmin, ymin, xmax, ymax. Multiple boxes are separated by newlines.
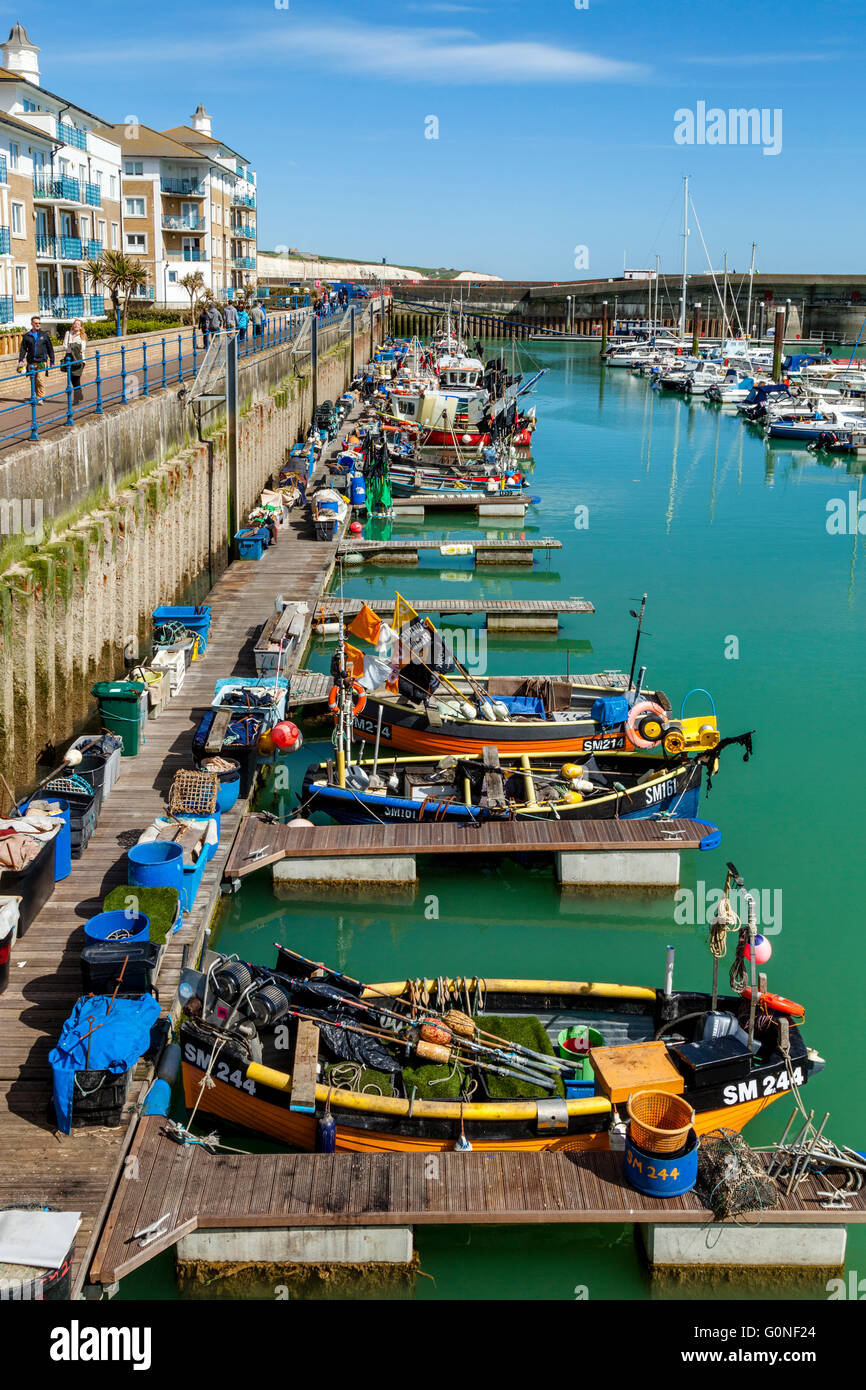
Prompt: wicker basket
<box><xmin>627</xmin><ymin>1088</ymin><xmax>695</xmax><ymax>1154</ymax></box>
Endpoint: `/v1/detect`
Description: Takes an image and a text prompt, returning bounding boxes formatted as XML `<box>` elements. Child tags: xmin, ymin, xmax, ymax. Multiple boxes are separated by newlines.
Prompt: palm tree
<box><xmin>179</xmin><ymin>271</ymin><xmax>205</xmax><ymax>325</ymax></box>
<box><xmin>98</xmin><ymin>251</ymin><xmax>148</xmax><ymax>334</ymax></box>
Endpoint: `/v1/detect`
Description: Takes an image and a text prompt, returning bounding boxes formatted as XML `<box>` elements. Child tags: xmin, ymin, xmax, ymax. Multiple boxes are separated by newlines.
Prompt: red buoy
<box><xmin>271</xmin><ymin>720</ymin><xmax>301</xmax><ymax>751</ymax></box>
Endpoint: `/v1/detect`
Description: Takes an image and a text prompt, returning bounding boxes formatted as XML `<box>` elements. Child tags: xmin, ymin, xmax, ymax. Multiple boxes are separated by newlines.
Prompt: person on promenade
<box><xmin>17</xmin><ymin>315</ymin><xmax>55</xmax><ymax>400</ymax></box>
<box><xmin>236</xmin><ymin>305</ymin><xmax>249</xmax><ymax>342</ymax></box>
<box><xmin>224</xmin><ymin>301</ymin><xmax>238</xmax><ymax>332</ymax></box>
<box><xmin>250</xmin><ymin>301</ymin><xmax>265</xmax><ymax>340</ymax></box>
<box><xmin>209</xmin><ymin>302</ymin><xmax>223</xmax><ymax>334</ymax></box>
<box><xmin>198</xmin><ymin>302</ymin><xmax>213</xmax><ymax>348</ymax></box>
<box><xmin>60</xmin><ymin>318</ymin><xmax>87</xmax><ymax>404</ymax></box>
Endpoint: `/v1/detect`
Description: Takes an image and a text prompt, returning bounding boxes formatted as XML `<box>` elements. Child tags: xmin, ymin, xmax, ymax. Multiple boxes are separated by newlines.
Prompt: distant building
<box><xmin>0</xmin><ymin>22</ymin><xmax>122</xmax><ymax>325</ymax></box>
<box><xmin>106</xmin><ymin>104</ymin><xmax>258</xmax><ymax>309</ymax></box>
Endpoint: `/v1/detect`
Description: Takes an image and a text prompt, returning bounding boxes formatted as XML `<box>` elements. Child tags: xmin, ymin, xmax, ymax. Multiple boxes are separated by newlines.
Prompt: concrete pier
<box><xmin>556</xmin><ymin>849</ymin><xmax>681</xmax><ymax>892</ymax></box>
<box><xmin>273</xmin><ymin>853</ymin><xmax>418</xmax><ymax>898</ymax></box>
<box><xmin>643</xmin><ymin>1223</ymin><xmax>846</xmax><ymax>1272</ymax></box>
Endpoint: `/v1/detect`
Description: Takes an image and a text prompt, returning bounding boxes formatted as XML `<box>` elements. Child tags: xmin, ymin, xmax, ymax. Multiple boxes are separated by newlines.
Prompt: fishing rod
<box><xmin>273</xmin><ymin>946</ymin><xmax>575</xmax><ymax>1075</ymax></box>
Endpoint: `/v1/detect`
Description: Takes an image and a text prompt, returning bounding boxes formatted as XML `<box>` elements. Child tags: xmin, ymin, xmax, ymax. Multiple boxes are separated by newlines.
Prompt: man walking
<box><xmin>224</xmin><ymin>301</ymin><xmax>238</xmax><ymax>332</ymax></box>
<box><xmin>17</xmin><ymin>315</ymin><xmax>55</xmax><ymax>399</ymax></box>
<box><xmin>250</xmin><ymin>301</ymin><xmax>265</xmax><ymax>340</ymax></box>
<box><xmin>198</xmin><ymin>302</ymin><xmax>212</xmax><ymax>348</ymax></box>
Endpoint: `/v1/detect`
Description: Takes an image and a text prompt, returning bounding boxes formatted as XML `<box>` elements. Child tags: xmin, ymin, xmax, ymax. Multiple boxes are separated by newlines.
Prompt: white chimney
<box><xmin>1</xmin><ymin>22</ymin><xmax>40</xmax><ymax>86</ymax></box>
<box><xmin>190</xmin><ymin>103</ymin><xmax>212</xmax><ymax>137</ymax></box>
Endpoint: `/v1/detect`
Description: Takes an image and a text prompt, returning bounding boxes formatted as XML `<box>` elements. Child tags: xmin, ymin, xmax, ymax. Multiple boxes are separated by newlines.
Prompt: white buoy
<box><xmin>63</xmin><ymin>747</ymin><xmax>83</xmax><ymax>766</ymax></box>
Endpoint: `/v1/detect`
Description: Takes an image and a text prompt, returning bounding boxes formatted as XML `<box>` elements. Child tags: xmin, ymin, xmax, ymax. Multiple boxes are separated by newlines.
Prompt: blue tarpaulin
<box><xmin>49</xmin><ymin>994</ymin><xmax>161</xmax><ymax>1134</ymax></box>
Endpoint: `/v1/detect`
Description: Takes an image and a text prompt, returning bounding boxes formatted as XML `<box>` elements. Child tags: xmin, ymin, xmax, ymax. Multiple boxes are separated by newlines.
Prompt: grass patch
<box><xmin>103</xmin><ymin>884</ymin><xmax>180</xmax><ymax>945</ymax></box>
<box><xmin>401</xmin><ymin>1062</ymin><xmax>464</xmax><ymax>1101</ymax></box>
<box><xmin>323</xmin><ymin>1065</ymin><xmax>396</xmax><ymax>1097</ymax></box>
<box><xmin>477</xmin><ymin>1015</ymin><xmax>565</xmax><ymax>1101</ymax></box>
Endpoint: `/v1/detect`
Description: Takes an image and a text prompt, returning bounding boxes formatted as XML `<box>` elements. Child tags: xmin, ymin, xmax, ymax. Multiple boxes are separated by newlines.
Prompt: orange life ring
<box><xmin>741</xmin><ymin>987</ymin><xmax>805</xmax><ymax>1020</ymax></box>
<box><xmin>328</xmin><ymin>680</ymin><xmax>367</xmax><ymax>717</ymax></box>
<box><xmin>626</xmin><ymin>699</ymin><xmax>667</xmax><ymax>750</ymax></box>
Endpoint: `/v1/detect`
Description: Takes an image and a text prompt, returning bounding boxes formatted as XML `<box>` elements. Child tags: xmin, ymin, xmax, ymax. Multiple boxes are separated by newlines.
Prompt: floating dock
<box><xmin>312</xmin><ymin>596</ymin><xmax>595</xmax><ymax>632</ymax></box>
<box><xmin>339</xmin><ymin>537</ymin><xmax>561</xmax><ymax>567</ymax></box>
<box><xmin>388</xmin><ymin>494</ymin><xmax>532</xmax><ymax>518</ymax></box>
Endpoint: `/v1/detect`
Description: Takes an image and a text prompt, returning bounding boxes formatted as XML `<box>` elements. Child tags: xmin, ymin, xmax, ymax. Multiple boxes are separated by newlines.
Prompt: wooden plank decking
<box><xmin>338</xmin><ymin>537</ymin><xmax>561</xmax><ymax>554</ymax></box>
<box><xmin>0</xmin><ymin>458</ymin><xmax>351</xmax><ymax>1296</ymax></box>
<box><xmin>224</xmin><ymin>813</ymin><xmax>716</xmax><ymax>879</ymax></box>
<box><xmin>312</xmin><ymin>597</ymin><xmax>595</xmax><ymax>618</ymax></box>
<box><xmin>89</xmin><ymin>1115</ymin><xmax>866</xmax><ymax>1286</ymax></box>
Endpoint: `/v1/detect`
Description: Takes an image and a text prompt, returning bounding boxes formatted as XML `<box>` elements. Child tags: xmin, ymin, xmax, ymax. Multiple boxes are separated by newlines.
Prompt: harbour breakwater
<box><xmin>0</xmin><ymin>308</ymin><xmax>382</xmax><ymax>793</ymax></box>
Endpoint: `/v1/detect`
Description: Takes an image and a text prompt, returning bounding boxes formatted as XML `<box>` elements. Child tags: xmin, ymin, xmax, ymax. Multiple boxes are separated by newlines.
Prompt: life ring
<box><xmin>626</xmin><ymin>700</ymin><xmax>667</xmax><ymax>750</ymax></box>
<box><xmin>741</xmin><ymin>987</ymin><xmax>805</xmax><ymax>1020</ymax></box>
<box><xmin>328</xmin><ymin>680</ymin><xmax>367</xmax><ymax>717</ymax></box>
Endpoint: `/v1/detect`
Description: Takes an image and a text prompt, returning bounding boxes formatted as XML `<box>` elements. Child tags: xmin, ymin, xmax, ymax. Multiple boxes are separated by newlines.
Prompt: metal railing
<box><xmin>0</xmin><ymin>227</ymin><xmax>9</xmax><ymax>255</ymax></box>
<box><xmin>231</xmin><ymin>192</ymin><xmax>255</xmax><ymax>208</ymax></box>
<box><xmin>34</xmin><ymin>175</ymin><xmax>80</xmax><ymax>202</ymax></box>
<box><xmin>231</xmin><ymin>223</ymin><xmax>255</xmax><ymax>239</ymax></box>
<box><xmin>161</xmin><ymin>178</ymin><xmax>205</xmax><ymax>196</ymax></box>
<box><xmin>232</xmin><ymin>256</ymin><xmax>255</xmax><ymax>269</ymax></box>
<box><xmin>162</xmin><ymin>215</ymin><xmax>206</xmax><ymax>231</ymax></box>
<box><xmin>0</xmin><ymin>296</ymin><xmax>13</xmax><ymax>323</ymax></box>
<box><xmin>166</xmin><ymin>249</ymin><xmax>208</xmax><ymax>262</ymax></box>
<box><xmin>0</xmin><ymin>303</ymin><xmax>380</xmax><ymax>446</ymax></box>
<box><xmin>35</xmin><ymin>235</ymin><xmax>103</xmax><ymax>261</ymax></box>
<box><xmin>0</xmin><ymin>155</ymin><xmax>6</xmax><ymax>185</ymax></box>
<box><xmin>57</xmin><ymin>123</ymin><xmax>88</xmax><ymax>151</ymax></box>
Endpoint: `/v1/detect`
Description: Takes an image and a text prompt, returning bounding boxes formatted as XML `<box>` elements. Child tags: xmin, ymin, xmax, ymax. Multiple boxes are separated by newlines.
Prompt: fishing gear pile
<box><xmin>697</xmin><ymin>1127</ymin><xmax>779</xmax><ymax>1220</ymax></box>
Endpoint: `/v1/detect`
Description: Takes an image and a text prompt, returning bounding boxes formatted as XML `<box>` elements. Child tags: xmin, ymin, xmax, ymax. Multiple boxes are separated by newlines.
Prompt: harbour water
<box><xmin>121</xmin><ymin>341</ymin><xmax>866</xmax><ymax>1300</ymax></box>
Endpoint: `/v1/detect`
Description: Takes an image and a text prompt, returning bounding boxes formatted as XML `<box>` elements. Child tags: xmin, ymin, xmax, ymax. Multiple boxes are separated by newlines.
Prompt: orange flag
<box><xmin>344</xmin><ymin>644</ymin><xmax>366</xmax><ymax>679</ymax></box>
<box><xmin>348</xmin><ymin>601</ymin><xmax>382</xmax><ymax>646</ymax></box>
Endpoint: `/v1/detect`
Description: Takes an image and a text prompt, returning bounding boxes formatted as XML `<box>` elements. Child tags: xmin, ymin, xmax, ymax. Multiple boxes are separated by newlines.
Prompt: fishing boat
<box><xmin>178</xmin><ymin>896</ymin><xmax>823</xmax><ymax>1153</ymax></box>
<box><xmin>311</xmin><ymin>487</ymin><xmax>348</xmax><ymax>541</ymax></box>
<box><xmin>300</xmin><ymin>740</ymin><xmax>748</xmax><ymax>826</ymax></box>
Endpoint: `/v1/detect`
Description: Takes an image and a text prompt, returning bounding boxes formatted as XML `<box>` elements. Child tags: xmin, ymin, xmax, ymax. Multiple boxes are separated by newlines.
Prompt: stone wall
<box><xmin>0</xmin><ymin>310</ymin><xmax>380</xmax><ymax>794</ymax></box>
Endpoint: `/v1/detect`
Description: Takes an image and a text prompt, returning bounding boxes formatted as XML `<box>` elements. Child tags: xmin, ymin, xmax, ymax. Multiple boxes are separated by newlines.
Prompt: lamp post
<box><xmin>566</xmin><ymin>295</ymin><xmax>572</xmax><ymax>335</ymax></box>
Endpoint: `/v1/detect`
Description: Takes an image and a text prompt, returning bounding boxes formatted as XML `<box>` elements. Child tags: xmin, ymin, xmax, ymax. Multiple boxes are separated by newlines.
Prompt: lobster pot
<box><xmin>624</xmin><ymin>1128</ymin><xmax>699</xmax><ymax>1198</ymax></box>
<box><xmin>626</xmin><ymin>1088</ymin><xmax>694</xmax><ymax>1155</ymax></box>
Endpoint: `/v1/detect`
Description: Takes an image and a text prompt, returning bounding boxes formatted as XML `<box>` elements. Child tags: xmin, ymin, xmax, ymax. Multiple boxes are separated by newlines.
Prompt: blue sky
<box><xmin>14</xmin><ymin>0</ymin><xmax>864</xmax><ymax>278</ymax></box>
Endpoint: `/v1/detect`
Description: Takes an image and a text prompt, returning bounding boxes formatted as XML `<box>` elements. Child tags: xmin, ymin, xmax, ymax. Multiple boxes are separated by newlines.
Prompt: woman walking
<box><xmin>236</xmin><ymin>304</ymin><xmax>249</xmax><ymax>343</ymax></box>
<box><xmin>61</xmin><ymin>318</ymin><xmax>87</xmax><ymax>405</ymax></box>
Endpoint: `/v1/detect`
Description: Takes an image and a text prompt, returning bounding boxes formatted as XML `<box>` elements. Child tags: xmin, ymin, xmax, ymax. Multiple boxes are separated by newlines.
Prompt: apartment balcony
<box><xmin>38</xmin><ymin>294</ymin><xmax>85</xmax><ymax>318</ymax></box>
<box><xmin>231</xmin><ymin>223</ymin><xmax>255</xmax><ymax>239</ymax></box>
<box><xmin>34</xmin><ymin>175</ymin><xmax>81</xmax><ymax>203</ymax></box>
<box><xmin>166</xmin><ymin>249</ymin><xmax>208</xmax><ymax>262</ymax></box>
<box><xmin>160</xmin><ymin>178</ymin><xmax>205</xmax><ymax>197</ymax></box>
<box><xmin>0</xmin><ymin>155</ymin><xmax>6</xmax><ymax>185</ymax></box>
<box><xmin>35</xmin><ymin>236</ymin><xmax>103</xmax><ymax>261</ymax></box>
<box><xmin>231</xmin><ymin>192</ymin><xmax>255</xmax><ymax>209</ymax></box>
<box><xmin>0</xmin><ymin>227</ymin><xmax>9</xmax><ymax>255</ymax></box>
<box><xmin>57</xmin><ymin>122</ymin><xmax>87</xmax><ymax>151</ymax></box>
<box><xmin>232</xmin><ymin>256</ymin><xmax>256</xmax><ymax>269</ymax></box>
<box><xmin>0</xmin><ymin>295</ymin><xmax>13</xmax><ymax>323</ymax></box>
<box><xmin>89</xmin><ymin>295</ymin><xmax>105</xmax><ymax>315</ymax></box>
<box><xmin>161</xmin><ymin>214</ymin><xmax>206</xmax><ymax>231</ymax></box>
<box><xmin>85</xmin><ymin>183</ymin><xmax>101</xmax><ymax>207</ymax></box>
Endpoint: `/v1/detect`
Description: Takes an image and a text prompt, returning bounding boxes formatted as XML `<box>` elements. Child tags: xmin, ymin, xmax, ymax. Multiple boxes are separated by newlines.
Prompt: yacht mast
<box><xmin>722</xmin><ymin>251</ymin><xmax>728</xmax><ymax>340</ymax></box>
<box><xmin>679</xmin><ymin>175</ymin><xmax>689</xmax><ymax>341</ymax></box>
<box><xmin>746</xmin><ymin>242</ymin><xmax>757</xmax><ymax>340</ymax></box>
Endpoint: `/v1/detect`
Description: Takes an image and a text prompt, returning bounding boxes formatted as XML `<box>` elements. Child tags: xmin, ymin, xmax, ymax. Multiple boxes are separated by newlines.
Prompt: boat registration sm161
<box><xmin>723</xmin><ymin>1065</ymin><xmax>804</xmax><ymax>1105</ymax></box>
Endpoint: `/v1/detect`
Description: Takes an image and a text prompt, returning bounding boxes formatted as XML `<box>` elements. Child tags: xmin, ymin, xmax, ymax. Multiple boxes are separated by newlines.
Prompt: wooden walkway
<box><xmin>88</xmin><ymin>1115</ymin><xmax>866</xmax><ymax>1286</ymax></box>
<box><xmin>339</xmin><ymin>537</ymin><xmax>561</xmax><ymax>555</ymax></box>
<box><xmin>225</xmin><ymin>814</ymin><xmax>716</xmax><ymax>879</ymax></box>
<box><xmin>0</xmin><ymin>444</ymin><xmax>353</xmax><ymax>1295</ymax></box>
<box><xmin>313</xmin><ymin>597</ymin><xmax>594</xmax><ymax>619</ymax></box>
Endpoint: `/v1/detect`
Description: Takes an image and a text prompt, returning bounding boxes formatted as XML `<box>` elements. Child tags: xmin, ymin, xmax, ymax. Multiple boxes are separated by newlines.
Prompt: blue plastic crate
<box><xmin>235</xmin><ymin>527</ymin><xmax>269</xmax><ymax>560</ymax></box>
<box><xmin>152</xmin><ymin>605</ymin><xmax>212</xmax><ymax>652</ymax></box>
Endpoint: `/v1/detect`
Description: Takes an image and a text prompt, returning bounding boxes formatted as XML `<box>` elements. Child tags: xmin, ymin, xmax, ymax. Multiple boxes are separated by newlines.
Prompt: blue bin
<box><xmin>84</xmin><ymin>910</ymin><xmax>150</xmax><ymax>945</ymax></box>
<box><xmin>623</xmin><ymin>1129</ymin><xmax>699</xmax><ymax>1198</ymax></box>
<box><xmin>20</xmin><ymin>796</ymin><xmax>71</xmax><ymax>882</ymax></box>
<box><xmin>127</xmin><ymin>841</ymin><xmax>184</xmax><ymax>894</ymax></box>
<box><xmin>152</xmin><ymin>605</ymin><xmax>212</xmax><ymax>653</ymax></box>
<box><xmin>350</xmin><ymin>475</ymin><xmax>367</xmax><ymax>506</ymax></box>
<box><xmin>235</xmin><ymin>527</ymin><xmax>269</xmax><ymax>560</ymax></box>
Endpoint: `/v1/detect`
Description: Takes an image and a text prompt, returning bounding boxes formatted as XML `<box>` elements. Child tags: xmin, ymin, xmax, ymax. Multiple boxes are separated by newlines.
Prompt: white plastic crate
<box><xmin>151</xmin><ymin>647</ymin><xmax>186</xmax><ymax>696</ymax></box>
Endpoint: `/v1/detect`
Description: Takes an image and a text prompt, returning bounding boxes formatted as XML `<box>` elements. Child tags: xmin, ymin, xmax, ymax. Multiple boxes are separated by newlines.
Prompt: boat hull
<box><xmin>351</xmin><ymin>696</ymin><xmax>641</xmax><ymax>757</ymax></box>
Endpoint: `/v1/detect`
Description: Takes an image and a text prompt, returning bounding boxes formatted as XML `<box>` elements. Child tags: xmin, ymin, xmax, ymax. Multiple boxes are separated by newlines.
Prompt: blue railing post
<box><xmin>192</xmin><ymin>332</ymin><xmax>197</xmax><ymax>375</ymax></box>
<box><xmin>161</xmin><ymin>337</ymin><xmax>167</xmax><ymax>389</ymax></box>
<box><xmin>141</xmin><ymin>341</ymin><xmax>149</xmax><ymax>396</ymax></box>
<box><xmin>28</xmin><ymin>365</ymin><xmax>38</xmax><ymax>441</ymax></box>
<box><xmin>95</xmin><ymin>350</ymin><xmax>103</xmax><ymax>413</ymax></box>
<box><xmin>176</xmin><ymin>333</ymin><xmax>183</xmax><ymax>383</ymax></box>
<box><xmin>64</xmin><ymin>359</ymin><xmax>74</xmax><ymax>426</ymax></box>
<box><xmin>121</xmin><ymin>345</ymin><xmax>128</xmax><ymax>403</ymax></box>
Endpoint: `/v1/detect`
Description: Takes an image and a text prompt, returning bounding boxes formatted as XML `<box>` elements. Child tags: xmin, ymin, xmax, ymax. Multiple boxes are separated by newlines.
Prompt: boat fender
<box><xmin>492</xmin><ymin>701</ymin><xmax>510</xmax><ymax>721</ymax></box>
<box><xmin>156</xmin><ymin>1041</ymin><xmax>181</xmax><ymax>1086</ymax></box>
<box><xmin>479</xmin><ymin>699</ymin><xmax>496</xmax><ymax>720</ymax></box>
<box><xmin>316</xmin><ymin>1110</ymin><xmax>337</xmax><ymax>1153</ymax></box>
<box><xmin>741</xmin><ymin>988</ymin><xmax>805</xmax><ymax>1020</ymax></box>
<box><xmin>141</xmin><ymin>1078</ymin><xmax>171</xmax><ymax>1117</ymax></box>
<box><xmin>328</xmin><ymin>680</ymin><xmax>367</xmax><ymax>717</ymax></box>
<box><xmin>460</xmin><ymin>702</ymin><xmax>477</xmax><ymax>720</ymax></box>
<box><xmin>627</xmin><ymin>700</ymin><xmax>666</xmax><ymax>749</ymax></box>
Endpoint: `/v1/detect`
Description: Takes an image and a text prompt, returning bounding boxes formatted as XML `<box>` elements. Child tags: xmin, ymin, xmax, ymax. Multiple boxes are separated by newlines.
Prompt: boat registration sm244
<box><xmin>723</xmin><ymin>1065</ymin><xmax>804</xmax><ymax>1105</ymax></box>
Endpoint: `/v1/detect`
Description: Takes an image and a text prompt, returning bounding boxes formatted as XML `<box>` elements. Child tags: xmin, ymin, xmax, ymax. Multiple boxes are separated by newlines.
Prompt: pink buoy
<box><xmin>271</xmin><ymin>720</ymin><xmax>301</xmax><ymax>751</ymax></box>
<box><xmin>745</xmin><ymin>934</ymin><xmax>772</xmax><ymax>965</ymax></box>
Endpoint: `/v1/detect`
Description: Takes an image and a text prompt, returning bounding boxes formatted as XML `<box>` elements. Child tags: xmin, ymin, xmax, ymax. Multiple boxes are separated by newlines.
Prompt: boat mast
<box><xmin>654</xmin><ymin>254</ymin><xmax>660</xmax><ymax>337</ymax></box>
<box><xmin>679</xmin><ymin>175</ymin><xmax>689</xmax><ymax>341</ymax></box>
<box><xmin>745</xmin><ymin>241</ymin><xmax>757</xmax><ymax>340</ymax></box>
<box><xmin>722</xmin><ymin>251</ymin><xmax>728</xmax><ymax>341</ymax></box>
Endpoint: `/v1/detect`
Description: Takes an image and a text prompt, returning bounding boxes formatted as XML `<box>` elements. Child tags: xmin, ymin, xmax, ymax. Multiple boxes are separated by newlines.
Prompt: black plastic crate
<box><xmin>1</xmin><ymin>834</ymin><xmax>56</xmax><ymax>937</ymax></box>
<box><xmin>80</xmin><ymin>940</ymin><xmax>161</xmax><ymax>996</ymax></box>
<box><xmin>69</xmin><ymin>1065</ymin><xmax>134</xmax><ymax>1127</ymax></box>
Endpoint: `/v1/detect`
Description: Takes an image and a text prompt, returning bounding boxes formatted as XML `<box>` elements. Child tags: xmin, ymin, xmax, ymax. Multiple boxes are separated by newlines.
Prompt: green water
<box><xmin>122</xmin><ymin>344</ymin><xmax>866</xmax><ymax>1300</ymax></box>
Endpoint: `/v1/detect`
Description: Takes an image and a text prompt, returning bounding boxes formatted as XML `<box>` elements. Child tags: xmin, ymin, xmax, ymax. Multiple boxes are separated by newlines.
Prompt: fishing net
<box><xmin>697</xmin><ymin>1128</ymin><xmax>779</xmax><ymax>1220</ymax></box>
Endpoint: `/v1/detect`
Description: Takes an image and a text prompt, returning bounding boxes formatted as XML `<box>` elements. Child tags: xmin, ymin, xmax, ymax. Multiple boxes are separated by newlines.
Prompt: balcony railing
<box><xmin>34</xmin><ymin>175</ymin><xmax>80</xmax><ymax>202</ymax></box>
<box><xmin>232</xmin><ymin>256</ymin><xmax>256</xmax><ymax>269</ymax></box>
<box><xmin>0</xmin><ymin>295</ymin><xmax>13</xmax><ymax>323</ymax></box>
<box><xmin>58</xmin><ymin>122</ymin><xmax>87</xmax><ymax>151</ymax></box>
<box><xmin>166</xmin><ymin>248</ymin><xmax>208</xmax><ymax>262</ymax></box>
<box><xmin>0</xmin><ymin>155</ymin><xmax>7</xmax><ymax>185</ymax></box>
<box><xmin>85</xmin><ymin>183</ymin><xmax>101</xmax><ymax>207</ymax></box>
<box><xmin>89</xmin><ymin>295</ymin><xmax>105</xmax><ymax>315</ymax></box>
<box><xmin>231</xmin><ymin>192</ymin><xmax>255</xmax><ymax>208</ymax></box>
<box><xmin>36</xmin><ymin>234</ymin><xmax>58</xmax><ymax>257</ymax></box>
<box><xmin>161</xmin><ymin>215</ymin><xmax>206</xmax><ymax>231</ymax></box>
<box><xmin>36</xmin><ymin>236</ymin><xmax>103</xmax><ymax>261</ymax></box>
<box><xmin>231</xmin><ymin>223</ymin><xmax>255</xmax><ymax>239</ymax></box>
<box><xmin>160</xmin><ymin>178</ymin><xmax>205</xmax><ymax>196</ymax></box>
<box><xmin>0</xmin><ymin>227</ymin><xmax>9</xmax><ymax>255</ymax></box>
<box><xmin>38</xmin><ymin>294</ymin><xmax>85</xmax><ymax>318</ymax></box>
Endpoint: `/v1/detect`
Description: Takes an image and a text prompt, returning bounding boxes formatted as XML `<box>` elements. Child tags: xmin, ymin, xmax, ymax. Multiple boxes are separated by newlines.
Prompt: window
<box><xmin>8</xmin><ymin>142</ymin><xmax>18</xmax><ymax>169</ymax></box>
<box><xmin>168</xmin><ymin>271</ymin><xmax>177</xmax><ymax>283</ymax></box>
<box><xmin>124</xmin><ymin>197</ymin><xmax>145</xmax><ymax>217</ymax></box>
<box><xmin>78</xmin><ymin>164</ymin><xmax>86</xmax><ymax>185</ymax></box>
<box><xmin>93</xmin><ymin>169</ymin><xmax>102</xmax><ymax>187</ymax></box>
<box><xmin>126</xmin><ymin>233</ymin><xmax>146</xmax><ymax>251</ymax></box>
<box><xmin>97</xmin><ymin>219</ymin><xmax>106</xmax><ymax>240</ymax></box>
<box><xmin>10</xmin><ymin>202</ymin><xmax>24</xmax><ymax>237</ymax></box>
<box><xmin>212</xmin><ymin>236</ymin><xmax>218</xmax><ymax>257</ymax></box>
<box><xmin>109</xmin><ymin>175</ymin><xmax>116</xmax><ymax>198</ymax></box>
<box><xmin>23</xmin><ymin>99</ymin><xmax>37</xmax><ymax>113</ymax></box>
<box><xmin>111</xmin><ymin>221</ymin><xmax>120</xmax><ymax>249</ymax></box>
<box><xmin>14</xmin><ymin>265</ymin><xmax>28</xmax><ymax>299</ymax></box>
<box><xmin>124</xmin><ymin>161</ymin><xmax>143</xmax><ymax>176</ymax></box>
